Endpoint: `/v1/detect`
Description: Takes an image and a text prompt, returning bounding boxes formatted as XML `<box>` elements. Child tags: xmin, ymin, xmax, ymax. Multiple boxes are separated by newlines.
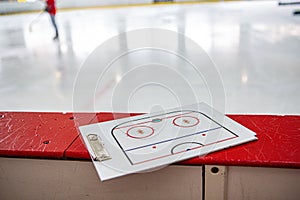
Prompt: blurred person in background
<box><xmin>45</xmin><ymin>0</ymin><xmax>59</xmax><ymax>40</ymax></box>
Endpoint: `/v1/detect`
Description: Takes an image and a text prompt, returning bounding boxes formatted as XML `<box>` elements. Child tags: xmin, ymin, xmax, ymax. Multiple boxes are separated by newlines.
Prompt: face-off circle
<box><xmin>126</xmin><ymin>126</ymin><xmax>155</xmax><ymax>139</ymax></box>
<box><xmin>173</xmin><ymin>116</ymin><xmax>200</xmax><ymax>128</ymax></box>
<box><xmin>171</xmin><ymin>142</ymin><xmax>203</xmax><ymax>154</ymax></box>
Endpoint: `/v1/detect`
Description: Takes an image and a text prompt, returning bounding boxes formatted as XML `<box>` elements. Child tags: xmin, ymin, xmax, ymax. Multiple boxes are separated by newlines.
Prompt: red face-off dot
<box><xmin>183</xmin><ymin>119</ymin><xmax>190</xmax><ymax>124</ymax></box>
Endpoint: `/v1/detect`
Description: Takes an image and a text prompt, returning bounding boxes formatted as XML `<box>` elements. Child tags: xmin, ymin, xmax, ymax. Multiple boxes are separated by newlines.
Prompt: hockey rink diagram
<box><xmin>111</xmin><ymin>111</ymin><xmax>239</xmax><ymax>165</ymax></box>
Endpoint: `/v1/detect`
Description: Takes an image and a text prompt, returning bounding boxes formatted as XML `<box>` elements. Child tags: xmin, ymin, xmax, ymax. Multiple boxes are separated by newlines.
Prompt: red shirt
<box><xmin>46</xmin><ymin>0</ymin><xmax>56</xmax><ymax>15</ymax></box>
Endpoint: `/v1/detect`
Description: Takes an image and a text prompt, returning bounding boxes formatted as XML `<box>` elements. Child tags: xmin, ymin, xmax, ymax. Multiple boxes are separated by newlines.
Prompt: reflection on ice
<box><xmin>0</xmin><ymin>1</ymin><xmax>299</xmax><ymax>114</ymax></box>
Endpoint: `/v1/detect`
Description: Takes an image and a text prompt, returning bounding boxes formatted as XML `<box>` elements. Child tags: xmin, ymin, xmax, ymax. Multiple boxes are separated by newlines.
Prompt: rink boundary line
<box><xmin>0</xmin><ymin>0</ymin><xmax>240</xmax><ymax>16</ymax></box>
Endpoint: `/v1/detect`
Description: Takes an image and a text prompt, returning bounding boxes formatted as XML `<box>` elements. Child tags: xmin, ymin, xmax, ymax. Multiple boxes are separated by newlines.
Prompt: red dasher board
<box><xmin>0</xmin><ymin>109</ymin><xmax>299</xmax><ymax>176</ymax></box>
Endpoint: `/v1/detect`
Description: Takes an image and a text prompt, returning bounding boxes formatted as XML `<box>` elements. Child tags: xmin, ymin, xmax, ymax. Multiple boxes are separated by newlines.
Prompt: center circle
<box><xmin>173</xmin><ymin>116</ymin><xmax>200</xmax><ymax>128</ymax></box>
<box><xmin>126</xmin><ymin>125</ymin><xmax>155</xmax><ymax>139</ymax></box>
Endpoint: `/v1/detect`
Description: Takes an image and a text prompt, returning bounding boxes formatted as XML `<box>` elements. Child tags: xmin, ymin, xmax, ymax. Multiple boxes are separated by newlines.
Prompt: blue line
<box><xmin>125</xmin><ymin>126</ymin><xmax>222</xmax><ymax>152</ymax></box>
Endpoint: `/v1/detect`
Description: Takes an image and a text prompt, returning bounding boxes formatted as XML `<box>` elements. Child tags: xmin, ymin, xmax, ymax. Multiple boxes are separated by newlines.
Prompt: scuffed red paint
<box><xmin>1</xmin><ymin>112</ymin><xmax>299</xmax><ymax>168</ymax></box>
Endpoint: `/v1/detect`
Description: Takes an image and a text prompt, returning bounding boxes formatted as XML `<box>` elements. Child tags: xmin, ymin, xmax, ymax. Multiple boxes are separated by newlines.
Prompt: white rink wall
<box><xmin>0</xmin><ymin>0</ymin><xmax>200</xmax><ymax>14</ymax></box>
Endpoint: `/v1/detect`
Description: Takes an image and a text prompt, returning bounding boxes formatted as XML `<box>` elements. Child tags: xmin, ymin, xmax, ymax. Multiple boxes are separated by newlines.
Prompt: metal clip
<box><xmin>87</xmin><ymin>134</ymin><xmax>111</xmax><ymax>162</ymax></box>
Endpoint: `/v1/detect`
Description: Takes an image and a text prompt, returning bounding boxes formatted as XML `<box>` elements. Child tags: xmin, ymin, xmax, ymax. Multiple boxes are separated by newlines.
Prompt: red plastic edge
<box><xmin>1</xmin><ymin>112</ymin><xmax>299</xmax><ymax>168</ymax></box>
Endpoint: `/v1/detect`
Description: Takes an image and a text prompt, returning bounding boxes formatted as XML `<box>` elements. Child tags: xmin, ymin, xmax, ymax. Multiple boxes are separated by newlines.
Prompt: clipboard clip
<box><xmin>87</xmin><ymin>134</ymin><xmax>111</xmax><ymax>162</ymax></box>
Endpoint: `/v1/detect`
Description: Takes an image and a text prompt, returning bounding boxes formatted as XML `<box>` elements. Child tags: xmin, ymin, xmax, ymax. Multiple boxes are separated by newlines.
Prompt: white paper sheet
<box><xmin>79</xmin><ymin>103</ymin><xmax>257</xmax><ymax>181</ymax></box>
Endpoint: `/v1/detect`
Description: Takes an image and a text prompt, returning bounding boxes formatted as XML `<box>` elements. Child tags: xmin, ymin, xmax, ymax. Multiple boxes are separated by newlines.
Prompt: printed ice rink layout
<box><xmin>0</xmin><ymin>1</ymin><xmax>299</xmax><ymax>114</ymax></box>
<box><xmin>113</xmin><ymin>110</ymin><xmax>232</xmax><ymax>165</ymax></box>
